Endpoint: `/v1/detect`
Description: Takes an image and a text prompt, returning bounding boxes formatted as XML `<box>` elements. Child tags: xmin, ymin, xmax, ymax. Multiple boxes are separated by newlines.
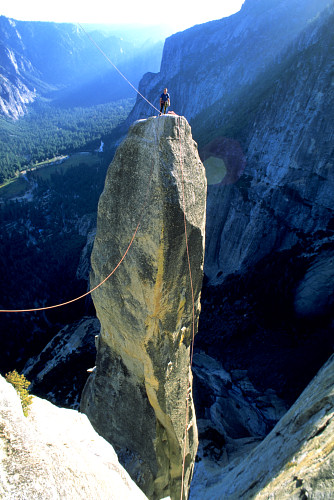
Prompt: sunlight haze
<box><xmin>1</xmin><ymin>0</ymin><xmax>245</xmax><ymax>31</ymax></box>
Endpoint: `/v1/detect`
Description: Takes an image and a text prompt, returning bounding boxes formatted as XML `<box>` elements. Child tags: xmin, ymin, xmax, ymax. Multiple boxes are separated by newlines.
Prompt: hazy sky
<box><xmin>1</xmin><ymin>0</ymin><xmax>245</xmax><ymax>31</ymax></box>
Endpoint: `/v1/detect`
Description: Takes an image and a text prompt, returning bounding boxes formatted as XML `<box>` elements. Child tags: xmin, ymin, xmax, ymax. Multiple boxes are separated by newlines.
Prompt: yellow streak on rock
<box><xmin>153</xmin><ymin>226</ymin><xmax>165</xmax><ymax>318</ymax></box>
<box><xmin>322</xmin><ymin>437</ymin><xmax>334</xmax><ymax>457</ymax></box>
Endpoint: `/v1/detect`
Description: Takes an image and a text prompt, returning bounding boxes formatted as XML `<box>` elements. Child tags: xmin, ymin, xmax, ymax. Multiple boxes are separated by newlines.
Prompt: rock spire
<box><xmin>81</xmin><ymin>115</ymin><xmax>207</xmax><ymax>500</ymax></box>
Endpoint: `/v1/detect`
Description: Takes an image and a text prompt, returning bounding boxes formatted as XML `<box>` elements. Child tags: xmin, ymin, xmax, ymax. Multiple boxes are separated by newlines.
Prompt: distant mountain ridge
<box><xmin>127</xmin><ymin>0</ymin><xmax>333</xmax><ymax>279</ymax></box>
<box><xmin>0</xmin><ymin>16</ymin><xmax>165</xmax><ymax>118</ymax></box>
<box><xmin>127</xmin><ymin>0</ymin><xmax>331</xmax><ymax>123</ymax></box>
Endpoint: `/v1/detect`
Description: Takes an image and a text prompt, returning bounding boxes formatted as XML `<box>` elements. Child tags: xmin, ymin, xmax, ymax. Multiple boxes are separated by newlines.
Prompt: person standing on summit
<box><xmin>159</xmin><ymin>88</ymin><xmax>170</xmax><ymax>115</ymax></box>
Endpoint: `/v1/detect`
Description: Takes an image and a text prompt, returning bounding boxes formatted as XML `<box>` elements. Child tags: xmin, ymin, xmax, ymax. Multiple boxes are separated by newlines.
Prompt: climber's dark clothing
<box><xmin>160</xmin><ymin>91</ymin><xmax>170</xmax><ymax>114</ymax></box>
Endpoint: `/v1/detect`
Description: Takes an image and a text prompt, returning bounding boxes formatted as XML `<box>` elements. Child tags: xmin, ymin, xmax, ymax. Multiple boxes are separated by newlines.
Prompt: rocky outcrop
<box><xmin>0</xmin><ymin>375</ymin><xmax>147</xmax><ymax>499</ymax></box>
<box><xmin>0</xmin><ymin>18</ymin><xmax>38</xmax><ymax>119</ymax></box>
<box><xmin>0</xmin><ymin>73</ymin><xmax>36</xmax><ymax>119</ymax></box>
<box><xmin>23</xmin><ymin>317</ymin><xmax>99</xmax><ymax>408</ymax></box>
<box><xmin>81</xmin><ymin>115</ymin><xmax>207</xmax><ymax>499</ymax></box>
<box><xmin>192</xmin><ymin>352</ymin><xmax>288</xmax><ymax>463</ymax></box>
<box><xmin>190</xmin><ymin>354</ymin><xmax>334</xmax><ymax>499</ymax></box>
<box><xmin>122</xmin><ymin>4</ymin><xmax>333</xmax><ymax>494</ymax></box>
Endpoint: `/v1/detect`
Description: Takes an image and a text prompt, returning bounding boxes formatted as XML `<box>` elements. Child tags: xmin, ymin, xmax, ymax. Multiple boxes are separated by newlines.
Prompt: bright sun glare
<box><xmin>1</xmin><ymin>0</ymin><xmax>245</xmax><ymax>30</ymax></box>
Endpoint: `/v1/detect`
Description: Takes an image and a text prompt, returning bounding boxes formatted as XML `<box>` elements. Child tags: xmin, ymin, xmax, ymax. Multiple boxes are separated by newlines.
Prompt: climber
<box><xmin>159</xmin><ymin>88</ymin><xmax>170</xmax><ymax>115</ymax></box>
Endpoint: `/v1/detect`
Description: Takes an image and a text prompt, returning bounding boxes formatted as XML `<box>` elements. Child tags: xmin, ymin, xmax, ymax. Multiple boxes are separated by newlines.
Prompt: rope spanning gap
<box><xmin>78</xmin><ymin>23</ymin><xmax>161</xmax><ymax>114</ymax></box>
<box><xmin>0</xmin><ymin>159</ymin><xmax>155</xmax><ymax>314</ymax></box>
<box><xmin>177</xmin><ymin>117</ymin><xmax>197</xmax><ymax>500</ymax></box>
<box><xmin>0</xmin><ymin>24</ymin><xmax>165</xmax><ymax>315</ymax></box>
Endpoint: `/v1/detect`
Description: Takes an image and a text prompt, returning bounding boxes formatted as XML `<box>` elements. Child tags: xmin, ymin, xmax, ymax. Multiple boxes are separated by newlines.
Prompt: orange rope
<box><xmin>0</xmin><ymin>26</ymin><xmax>164</xmax><ymax>314</ymax></box>
<box><xmin>0</xmin><ymin>158</ymin><xmax>155</xmax><ymax>313</ymax></box>
<box><xmin>3</xmin><ymin>28</ymin><xmax>195</xmax><ymax>495</ymax></box>
<box><xmin>2</xmin><ymin>23</ymin><xmax>197</xmax><ymax>499</ymax></box>
<box><xmin>178</xmin><ymin>117</ymin><xmax>196</xmax><ymax>500</ymax></box>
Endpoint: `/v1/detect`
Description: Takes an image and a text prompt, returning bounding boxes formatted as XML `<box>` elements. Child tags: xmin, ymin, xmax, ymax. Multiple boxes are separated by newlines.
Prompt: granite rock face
<box><xmin>0</xmin><ymin>375</ymin><xmax>147</xmax><ymax>499</ymax></box>
<box><xmin>81</xmin><ymin>115</ymin><xmax>207</xmax><ymax>500</ymax></box>
<box><xmin>204</xmin><ymin>3</ymin><xmax>334</xmax><ymax>283</ymax></box>
<box><xmin>294</xmin><ymin>249</ymin><xmax>334</xmax><ymax>318</ymax></box>
<box><xmin>0</xmin><ymin>18</ymin><xmax>38</xmax><ymax>119</ymax></box>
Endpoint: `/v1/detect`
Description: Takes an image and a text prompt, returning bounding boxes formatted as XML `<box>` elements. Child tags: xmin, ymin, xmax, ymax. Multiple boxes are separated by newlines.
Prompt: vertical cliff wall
<box><xmin>81</xmin><ymin>115</ymin><xmax>207</xmax><ymax>500</ymax></box>
<box><xmin>126</xmin><ymin>0</ymin><xmax>330</xmax><ymax>123</ymax></box>
<box><xmin>204</xmin><ymin>3</ymin><xmax>334</xmax><ymax>283</ymax></box>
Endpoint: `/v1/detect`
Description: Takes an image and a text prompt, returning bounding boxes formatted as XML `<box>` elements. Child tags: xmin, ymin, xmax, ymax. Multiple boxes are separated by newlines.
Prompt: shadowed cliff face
<box><xmin>191</xmin><ymin>354</ymin><xmax>334</xmax><ymax>499</ymax></box>
<box><xmin>125</xmin><ymin>0</ymin><xmax>334</xmax><ymax>289</ymax></box>
<box><xmin>81</xmin><ymin>115</ymin><xmax>207</xmax><ymax>500</ymax></box>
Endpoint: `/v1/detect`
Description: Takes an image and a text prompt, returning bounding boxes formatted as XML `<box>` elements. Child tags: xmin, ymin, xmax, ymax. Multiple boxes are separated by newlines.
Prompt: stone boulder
<box><xmin>81</xmin><ymin>115</ymin><xmax>207</xmax><ymax>500</ymax></box>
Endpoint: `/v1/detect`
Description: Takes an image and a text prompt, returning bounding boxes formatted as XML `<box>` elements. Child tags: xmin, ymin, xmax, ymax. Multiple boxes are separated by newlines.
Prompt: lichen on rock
<box><xmin>80</xmin><ymin>115</ymin><xmax>207</xmax><ymax>500</ymax></box>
